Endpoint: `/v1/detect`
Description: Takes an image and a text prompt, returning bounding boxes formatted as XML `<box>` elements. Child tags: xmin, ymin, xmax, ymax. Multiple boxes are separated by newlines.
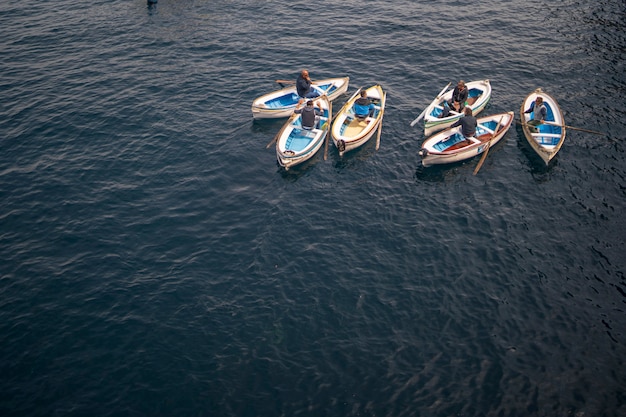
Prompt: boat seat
<box><xmin>532</xmin><ymin>133</ymin><xmax>561</xmax><ymax>145</ymax></box>
<box><xmin>300</xmin><ymin>129</ymin><xmax>318</xmax><ymax>137</ymax></box>
<box><xmin>531</xmin><ymin>133</ymin><xmax>561</xmax><ymax>137</ymax></box>
<box><xmin>466</xmin><ymin>89</ymin><xmax>482</xmax><ymax>105</ymax></box>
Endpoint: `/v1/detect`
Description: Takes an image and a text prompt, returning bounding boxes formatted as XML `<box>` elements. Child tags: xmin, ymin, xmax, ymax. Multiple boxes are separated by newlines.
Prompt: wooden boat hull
<box><xmin>275</xmin><ymin>95</ymin><xmax>331</xmax><ymax>170</ymax></box>
<box><xmin>331</xmin><ymin>85</ymin><xmax>386</xmax><ymax>157</ymax></box>
<box><xmin>252</xmin><ymin>77</ymin><xmax>349</xmax><ymax>119</ymax></box>
<box><xmin>520</xmin><ymin>88</ymin><xmax>566</xmax><ymax>165</ymax></box>
<box><xmin>422</xmin><ymin>79</ymin><xmax>492</xmax><ymax>136</ymax></box>
<box><xmin>418</xmin><ymin>111</ymin><xmax>514</xmax><ymax>167</ymax></box>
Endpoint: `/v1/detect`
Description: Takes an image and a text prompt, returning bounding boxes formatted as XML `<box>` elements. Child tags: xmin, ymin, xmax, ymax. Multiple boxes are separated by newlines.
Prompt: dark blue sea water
<box><xmin>1</xmin><ymin>1</ymin><xmax>625</xmax><ymax>416</ymax></box>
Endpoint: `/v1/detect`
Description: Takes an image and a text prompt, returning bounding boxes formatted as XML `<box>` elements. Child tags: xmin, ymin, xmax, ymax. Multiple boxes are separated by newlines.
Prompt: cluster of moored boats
<box><xmin>251</xmin><ymin>77</ymin><xmax>566</xmax><ymax>171</ymax></box>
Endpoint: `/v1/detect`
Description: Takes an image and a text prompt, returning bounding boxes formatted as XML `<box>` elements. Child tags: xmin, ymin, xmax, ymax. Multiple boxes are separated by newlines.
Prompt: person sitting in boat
<box><xmin>294</xmin><ymin>100</ymin><xmax>323</xmax><ymax>130</ymax></box>
<box><xmin>353</xmin><ymin>90</ymin><xmax>376</xmax><ymax>120</ymax></box>
<box><xmin>439</xmin><ymin>101</ymin><xmax>452</xmax><ymax>118</ymax></box>
<box><xmin>296</xmin><ymin>69</ymin><xmax>321</xmax><ymax>99</ymax></box>
<box><xmin>524</xmin><ymin>96</ymin><xmax>547</xmax><ymax>133</ymax></box>
<box><xmin>447</xmin><ymin>80</ymin><xmax>469</xmax><ymax>113</ymax></box>
<box><xmin>450</xmin><ymin>107</ymin><xmax>477</xmax><ymax>140</ymax></box>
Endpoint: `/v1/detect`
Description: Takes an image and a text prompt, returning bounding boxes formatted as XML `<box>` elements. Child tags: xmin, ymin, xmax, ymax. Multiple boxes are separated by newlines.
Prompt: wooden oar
<box><xmin>410</xmin><ymin>82</ymin><xmax>451</xmax><ymax>127</ymax></box>
<box><xmin>266</xmin><ymin>114</ymin><xmax>296</xmax><ymax>149</ymax></box>
<box><xmin>541</xmin><ymin>120</ymin><xmax>605</xmax><ymax>136</ymax></box>
<box><xmin>473</xmin><ymin>142</ymin><xmax>491</xmax><ymax>175</ymax></box>
<box><xmin>324</xmin><ymin>101</ymin><xmax>332</xmax><ymax>160</ymax></box>
<box><xmin>375</xmin><ymin>92</ymin><xmax>387</xmax><ymax>151</ymax></box>
<box><xmin>473</xmin><ymin>115</ymin><xmax>504</xmax><ymax>175</ymax></box>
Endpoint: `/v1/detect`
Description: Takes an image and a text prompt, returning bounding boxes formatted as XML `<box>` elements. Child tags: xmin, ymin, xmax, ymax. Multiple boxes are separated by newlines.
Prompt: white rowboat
<box><xmin>275</xmin><ymin>95</ymin><xmax>331</xmax><ymax>170</ymax></box>
<box><xmin>331</xmin><ymin>85</ymin><xmax>386</xmax><ymax>157</ymax></box>
<box><xmin>418</xmin><ymin>111</ymin><xmax>514</xmax><ymax>167</ymax></box>
<box><xmin>520</xmin><ymin>88</ymin><xmax>566</xmax><ymax>165</ymax></box>
<box><xmin>420</xmin><ymin>79</ymin><xmax>492</xmax><ymax>136</ymax></box>
<box><xmin>251</xmin><ymin>77</ymin><xmax>349</xmax><ymax>119</ymax></box>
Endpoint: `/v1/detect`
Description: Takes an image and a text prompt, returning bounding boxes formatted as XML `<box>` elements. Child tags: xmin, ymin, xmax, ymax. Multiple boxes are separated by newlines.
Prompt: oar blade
<box><xmin>410</xmin><ymin>108</ymin><xmax>426</xmax><ymax>127</ymax></box>
<box><xmin>409</xmin><ymin>82</ymin><xmax>451</xmax><ymax>127</ymax></box>
<box><xmin>473</xmin><ymin>143</ymin><xmax>490</xmax><ymax>175</ymax></box>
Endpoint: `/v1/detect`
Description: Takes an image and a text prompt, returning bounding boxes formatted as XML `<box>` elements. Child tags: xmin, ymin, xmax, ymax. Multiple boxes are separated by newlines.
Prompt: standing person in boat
<box><xmin>294</xmin><ymin>100</ymin><xmax>323</xmax><ymax>130</ymax></box>
<box><xmin>524</xmin><ymin>96</ymin><xmax>547</xmax><ymax>133</ymax></box>
<box><xmin>450</xmin><ymin>107</ymin><xmax>477</xmax><ymax>140</ymax></box>
<box><xmin>447</xmin><ymin>80</ymin><xmax>469</xmax><ymax>113</ymax></box>
<box><xmin>353</xmin><ymin>90</ymin><xmax>376</xmax><ymax>119</ymax></box>
<box><xmin>296</xmin><ymin>69</ymin><xmax>321</xmax><ymax>99</ymax></box>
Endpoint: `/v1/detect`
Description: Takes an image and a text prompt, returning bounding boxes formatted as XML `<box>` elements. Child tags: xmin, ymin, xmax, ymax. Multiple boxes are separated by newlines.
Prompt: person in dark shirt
<box><xmin>296</xmin><ymin>69</ymin><xmax>320</xmax><ymax>99</ymax></box>
<box><xmin>447</xmin><ymin>80</ymin><xmax>469</xmax><ymax>113</ymax></box>
<box><xmin>294</xmin><ymin>100</ymin><xmax>323</xmax><ymax>129</ymax></box>
<box><xmin>451</xmin><ymin>107</ymin><xmax>477</xmax><ymax>139</ymax></box>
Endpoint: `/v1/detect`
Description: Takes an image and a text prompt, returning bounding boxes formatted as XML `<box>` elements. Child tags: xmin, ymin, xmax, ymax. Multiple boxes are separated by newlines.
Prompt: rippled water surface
<box><xmin>1</xmin><ymin>1</ymin><xmax>625</xmax><ymax>416</ymax></box>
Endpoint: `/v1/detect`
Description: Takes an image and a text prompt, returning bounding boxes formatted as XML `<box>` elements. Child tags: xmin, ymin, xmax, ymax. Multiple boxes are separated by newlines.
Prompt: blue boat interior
<box><xmin>431</xmin><ymin>87</ymin><xmax>482</xmax><ymax>118</ymax></box>
<box><xmin>317</xmin><ymin>83</ymin><xmax>335</xmax><ymax>95</ymax></box>
<box><xmin>530</xmin><ymin>103</ymin><xmax>563</xmax><ymax>145</ymax></box>
<box><xmin>433</xmin><ymin>120</ymin><xmax>496</xmax><ymax>151</ymax></box>
<box><xmin>285</xmin><ymin>129</ymin><xmax>318</xmax><ymax>152</ymax></box>
<box><xmin>479</xmin><ymin>120</ymin><xmax>497</xmax><ymax>133</ymax></box>
<box><xmin>266</xmin><ymin>92</ymin><xmax>300</xmax><ymax>108</ymax></box>
<box><xmin>284</xmin><ymin>109</ymin><xmax>329</xmax><ymax>152</ymax></box>
<box><xmin>265</xmin><ymin>83</ymin><xmax>338</xmax><ymax>109</ymax></box>
<box><xmin>266</xmin><ymin>82</ymin><xmax>337</xmax><ymax>109</ymax></box>
<box><xmin>433</xmin><ymin>133</ymin><xmax>464</xmax><ymax>151</ymax></box>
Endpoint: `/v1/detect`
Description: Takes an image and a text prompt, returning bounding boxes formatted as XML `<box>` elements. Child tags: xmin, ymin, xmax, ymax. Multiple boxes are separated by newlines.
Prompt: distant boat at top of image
<box><xmin>413</xmin><ymin>79</ymin><xmax>492</xmax><ymax>136</ymax></box>
<box><xmin>251</xmin><ymin>77</ymin><xmax>349</xmax><ymax>119</ymax></box>
<box><xmin>520</xmin><ymin>88</ymin><xmax>566</xmax><ymax>165</ymax></box>
<box><xmin>331</xmin><ymin>85</ymin><xmax>386</xmax><ymax>157</ymax></box>
<box><xmin>275</xmin><ymin>95</ymin><xmax>332</xmax><ymax>171</ymax></box>
<box><xmin>418</xmin><ymin>111</ymin><xmax>514</xmax><ymax>167</ymax></box>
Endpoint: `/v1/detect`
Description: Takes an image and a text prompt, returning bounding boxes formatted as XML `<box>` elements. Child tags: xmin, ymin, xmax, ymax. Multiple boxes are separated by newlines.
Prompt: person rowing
<box><xmin>451</xmin><ymin>107</ymin><xmax>477</xmax><ymax>141</ymax></box>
